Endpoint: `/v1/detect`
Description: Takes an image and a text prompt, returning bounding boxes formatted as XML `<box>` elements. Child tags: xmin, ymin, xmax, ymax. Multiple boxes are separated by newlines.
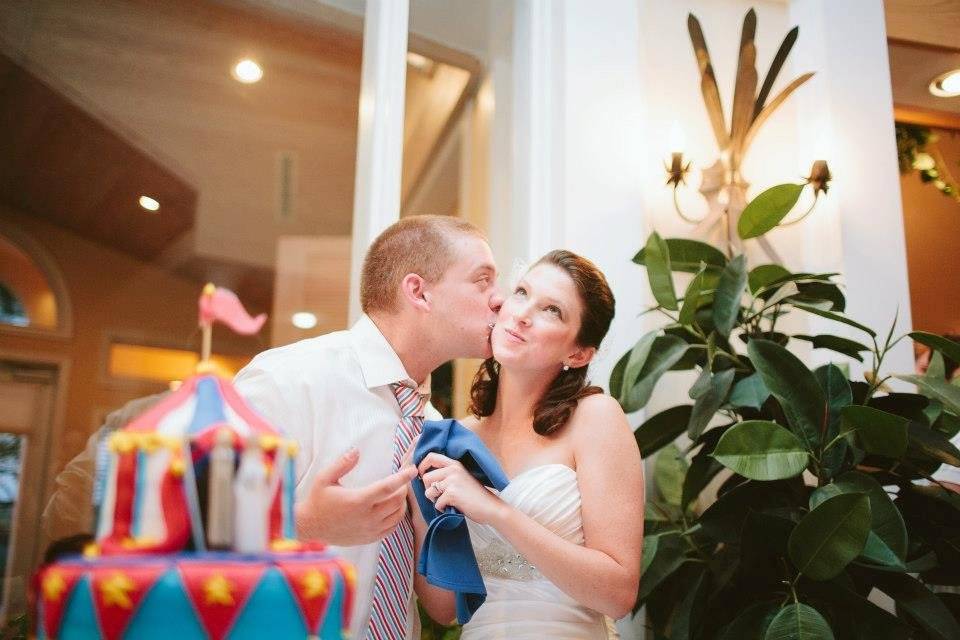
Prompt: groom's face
<box><xmin>426</xmin><ymin>235</ymin><xmax>502</xmax><ymax>359</ymax></box>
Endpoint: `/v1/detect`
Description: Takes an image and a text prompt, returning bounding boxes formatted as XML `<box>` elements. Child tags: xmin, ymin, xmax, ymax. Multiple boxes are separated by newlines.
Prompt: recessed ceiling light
<box><xmin>406</xmin><ymin>52</ymin><xmax>436</xmax><ymax>74</ymax></box>
<box><xmin>291</xmin><ymin>311</ymin><xmax>317</xmax><ymax>330</ymax></box>
<box><xmin>232</xmin><ymin>59</ymin><xmax>263</xmax><ymax>84</ymax></box>
<box><xmin>929</xmin><ymin>69</ymin><xmax>960</xmax><ymax>97</ymax></box>
<box><xmin>139</xmin><ymin>195</ymin><xmax>160</xmax><ymax>212</ymax></box>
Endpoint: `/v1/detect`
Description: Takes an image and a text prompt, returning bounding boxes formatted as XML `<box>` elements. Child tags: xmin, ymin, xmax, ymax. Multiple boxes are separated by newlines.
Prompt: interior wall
<box><xmin>900</xmin><ymin>126</ymin><xmax>960</xmax><ymax>335</ymax></box>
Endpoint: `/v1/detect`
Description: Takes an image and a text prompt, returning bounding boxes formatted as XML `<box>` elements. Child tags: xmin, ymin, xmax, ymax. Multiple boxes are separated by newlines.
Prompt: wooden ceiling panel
<box><xmin>0</xmin><ymin>52</ymin><xmax>198</xmax><ymax>261</ymax></box>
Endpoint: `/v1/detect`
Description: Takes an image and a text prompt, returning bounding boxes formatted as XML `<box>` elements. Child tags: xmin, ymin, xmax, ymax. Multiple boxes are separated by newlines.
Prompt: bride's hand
<box><xmin>418</xmin><ymin>453</ymin><xmax>505</xmax><ymax>525</ymax></box>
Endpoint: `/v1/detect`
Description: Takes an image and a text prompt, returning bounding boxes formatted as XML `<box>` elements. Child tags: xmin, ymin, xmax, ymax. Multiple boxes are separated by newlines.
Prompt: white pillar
<box><xmin>487</xmin><ymin>3</ymin><xmax>650</xmax><ymax>630</ymax></box>
<box><xmin>790</xmin><ymin>0</ymin><xmax>915</xmax><ymax>379</ymax></box>
<box><xmin>487</xmin><ymin>0</ymin><xmax>651</xmax><ymax>385</ymax></box>
<box><xmin>348</xmin><ymin>0</ymin><xmax>409</xmax><ymax>323</ymax></box>
<box><xmin>486</xmin><ymin>0</ymin><xmax>566</xmax><ymax>281</ymax></box>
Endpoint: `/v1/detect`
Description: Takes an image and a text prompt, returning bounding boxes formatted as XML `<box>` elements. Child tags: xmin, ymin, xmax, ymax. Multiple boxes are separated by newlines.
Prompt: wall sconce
<box><xmin>667</xmin><ymin>9</ymin><xmax>832</xmax><ymax>260</ymax></box>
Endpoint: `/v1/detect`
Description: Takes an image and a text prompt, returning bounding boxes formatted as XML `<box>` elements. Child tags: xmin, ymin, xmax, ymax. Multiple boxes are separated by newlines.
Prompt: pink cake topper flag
<box><xmin>197</xmin><ymin>284</ymin><xmax>266</xmax><ymax>366</ymax></box>
<box><xmin>199</xmin><ymin>284</ymin><xmax>266</xmax><ymax>335</ymax></box>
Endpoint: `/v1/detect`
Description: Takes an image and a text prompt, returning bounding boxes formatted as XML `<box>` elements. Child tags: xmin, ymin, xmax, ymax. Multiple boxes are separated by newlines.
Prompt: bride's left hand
<box><xmin>419</xmin><ymin>453</ymin><xmax>504</xmax><ymax>525</ymax></box>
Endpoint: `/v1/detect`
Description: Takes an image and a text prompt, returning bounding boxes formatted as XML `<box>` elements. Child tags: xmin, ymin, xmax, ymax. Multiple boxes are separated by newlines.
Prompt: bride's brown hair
<box><xmin>468</xmin><ymin>250</ymin><xmax>615</xmax><ymax>436</ymax></box>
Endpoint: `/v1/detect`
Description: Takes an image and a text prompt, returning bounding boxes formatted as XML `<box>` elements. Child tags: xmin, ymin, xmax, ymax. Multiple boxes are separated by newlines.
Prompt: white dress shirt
<box><xmin>233</xmin><ymin>314</ymin><xmax>440</xmax><ymax>639</ymax></box>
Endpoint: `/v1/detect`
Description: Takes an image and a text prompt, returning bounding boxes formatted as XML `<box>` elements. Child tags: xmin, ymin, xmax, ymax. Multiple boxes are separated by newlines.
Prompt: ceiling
<box><xmin>885</xmin><ymin>0</ymin><xmax>960</xmax><ymax>122</ymax></box>
<box><xmin>885</xmin><ymin>0</ymin><xmax>960</xmax><ymax>52</ymax></box>
<box><xmin>0</xmin><ymin>51</ymin><xmax>197</xmax><ymax>262</ymax></box>
<box><xmin>0</xmin><ymin>0</ymin><xmax>476</xmax><ymax>316</ymax></box>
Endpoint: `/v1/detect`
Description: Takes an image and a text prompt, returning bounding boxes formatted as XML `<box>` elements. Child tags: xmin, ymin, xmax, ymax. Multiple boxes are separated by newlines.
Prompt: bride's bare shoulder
<box><xmin>572</xmin><ymin>393</ymin><xmax>626</xmax><ymax>420</ymax></box>
<box><xmin>568</xmin><ymin>394</ymin><xmax>631</xmax><ymax>438</ymax></box>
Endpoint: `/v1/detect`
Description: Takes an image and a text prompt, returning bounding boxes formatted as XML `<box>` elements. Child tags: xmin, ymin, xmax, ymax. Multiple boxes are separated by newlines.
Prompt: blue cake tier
<box><xmin>35</xmin><ymin>551</ymin><xmax>353</xmax><ymax>640</ymax></box>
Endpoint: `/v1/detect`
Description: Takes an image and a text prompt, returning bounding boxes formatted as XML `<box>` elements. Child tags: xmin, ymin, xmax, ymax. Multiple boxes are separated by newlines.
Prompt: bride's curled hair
<box><xmin>469</xmin><ymin>250</ymin><xmax>615</xmax><ymax>436</ymax></box>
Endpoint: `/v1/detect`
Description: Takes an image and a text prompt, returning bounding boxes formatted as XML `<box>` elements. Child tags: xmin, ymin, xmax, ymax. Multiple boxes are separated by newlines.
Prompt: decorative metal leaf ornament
<box><xmin>730</xmin><ymin>9</ymin><xmax>758</xmax><ymax>160</ymax></box>
<box><xmin>754</xmin><ymin>26</ymin><xmax>799</xmax><ymax>118</ymax></box>
<box><xmin>687</xmin><ymin>14</ymin><xmax>729</xmax><ymax>151</ymax></box>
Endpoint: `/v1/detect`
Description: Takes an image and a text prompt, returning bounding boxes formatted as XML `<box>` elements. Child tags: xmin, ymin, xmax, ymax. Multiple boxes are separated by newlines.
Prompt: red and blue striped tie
<box><xmin>364</xmin><ymin>381</ymin><xmax>426</xmax><ymax>640</ymax></box>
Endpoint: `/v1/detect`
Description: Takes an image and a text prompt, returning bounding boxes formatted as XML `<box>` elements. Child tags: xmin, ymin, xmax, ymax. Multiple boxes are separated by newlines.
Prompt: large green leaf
<box><xmin>873</xmin><ymin>573</ymin><xmax>960</xmax><ymax>640</ymax></box>
<box><xmin>910</xmin><ymin>331</ymin><xmax>960</xmax><ymax>364</ymax></box>
<box><xmin>841</xmin><ymin>405</ymin><xmax>909</xmax><ymax>458</ymax></box>
<box><xmin>729</xmin><ymin>372</ymin><xmax>771</xmax><ymax>409</ymax></box>
<box><xmin>795</xmin><ymin>281</ymin><xmax>846</xmax><ymax>312</ymax></box>
<box><xmin>634</xmin><ymin>405</ymin><xmax>694</xmax><ymax>456</ymax></box>
<box><xmin>793</xmin><ymin>303</ymin><xmax>877</xmax><ymax>338</ymax></box>
<box><xmin>815</xmin><ymin>364</ymin><xmax>852</xmax><ymax>479</ymax></box>
<box><xmin>793</xmin><ymin>334</ymin><xmax>870</xmax><ymax>362</ymax></box>
<box><xmin>738</xmin><ymin>183</ymin><xmax>805</xmax><ymax>239</ymax></box>
<box><xmin>654</xmin><ymin>443</ymin><xmax>687</xmax><ymax>506</ymax></box>
<box><xmin>638</xmin><ymin>531</ymin><xmax>687</xmax><ymax>603</ymax></box>
<box><xmin>788</xmin><ymin>493</ymin><xmax>871</xmax><ymax>581</ymax></box>
<box><xmin>700</xmin><ymin>479</ymin><xmax>804</xmax><ymax>543</ymax></box>
<box><xmin>679</xmin><ymin>267</ymin><xmax>707</xmax><ymax>326</ymax></box>
<box><xmin>749</xmin><ymin>264</ymin><xmax>792</xmax><ymax>294</ymax></box>
<box><xmin>609</xmin><ymin>349</ymin><xmax>629</xmax><ymax>399</ymax></box>
<box><xmin>711</xmin><ymin>420</ymin><xmax>809</xmax><ymax>480</ymax></box>
<box><xmin>633</xmin><ymin>238</ymin><xmax>727</xmax><ymax>273</ymax></box>
<box><xmin>713</xmin><ymin>255</ymin><xmax>748</xmax><ymax>336</ymax></box>
<box><xmin>907</xmin><ymin>421</ymin><xmax>960</xmax><ymax>467</ymax></box>
<box><xmin>644</xmin><ymin>232</ymin><xmax>678</xmax><ymax>310</ymax></box>
<box><xmin>857</xmin><ymin>531</ymin><xmax>906</xmax><ymax>570</ymax></box>
<box><xmin>809</xmin><ymin>471</ymin><xmax>907</xmax><ymax>560</ymax></box>
<box><xmin>687</xmin><ymin>369</ymin><xmax>736</xmax><ymax>439</ymax></box>
<box><xmin>748</xmin><ymin>339</ymin><xmax>825</xmax><ymax>451</ymax></box>
<box><xmin>681</xmin><ymin>426</ymin><xmax>727</xmax><ymax>510</ymax></box>
<box><xmin>764</xmin><ymin>603</ymin><xmax>835</xmax><ymax>640</ymax></box>
<box><xmin>620</xmin><ymin>335</ymin><xmax>690</xmax><ymax>412</ymax></box>
<box><xmin>718</xmin><ymin>602</ymin><xmax>778</xmax><ymax>640</ymax></box>
<box><xmin>804</xmin><ymin>580</ymin><xmax>912</xmax><ymax>640</ymax></box>
<box><xmin>671</xmin><ymin>566</ymin><xmax>709</xmax><ymax>640</ymax></box>
<box><xmin>897</xmin><ymin>374</ymin><xmax>960</xmax><ymax>415</ymax></box>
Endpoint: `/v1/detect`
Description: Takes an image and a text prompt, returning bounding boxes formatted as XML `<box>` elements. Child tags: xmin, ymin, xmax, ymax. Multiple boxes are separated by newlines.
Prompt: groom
<box><xmin>234</xmin><ymin>215</ymin><xmax>502</xmax><ymax>639</ymax></box>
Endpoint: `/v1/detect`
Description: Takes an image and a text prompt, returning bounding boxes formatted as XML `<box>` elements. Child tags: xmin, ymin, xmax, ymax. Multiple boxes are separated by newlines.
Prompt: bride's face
<box><xmin>491</xmin><ymin>263</ymin><xmax>590</xmax><ymax>372</ymax></box>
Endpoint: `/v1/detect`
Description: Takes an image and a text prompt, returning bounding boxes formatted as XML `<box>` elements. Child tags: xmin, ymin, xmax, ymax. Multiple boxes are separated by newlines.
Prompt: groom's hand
<box><xmin>295</xmin><ymin>448</ymin><xmax>418</xmax><ymax>545</ymax></box>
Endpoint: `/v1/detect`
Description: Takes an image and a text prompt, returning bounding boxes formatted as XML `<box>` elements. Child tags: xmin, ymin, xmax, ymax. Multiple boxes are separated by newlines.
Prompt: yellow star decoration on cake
<box><xmin>42</xmin><ymin>571</ymin><xmax>67</xmax><ymax>602</ymax></box>
<box><xmin>203</xmin><ymin>574</ymin><xmax>235</xmax><ymax>606</ymax></box>
<box><xmin>100</xmin><ymin>572</ymin><xmax>136</xmax><ymax>609</ymax></box>
<box><xmin>301</xmin><ymin>570</ymin><xmax>328</xmax><ymax>599</ymax></box>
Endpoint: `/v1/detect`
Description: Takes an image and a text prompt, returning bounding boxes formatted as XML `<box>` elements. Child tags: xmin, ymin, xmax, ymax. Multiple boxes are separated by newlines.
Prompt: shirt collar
<box><xmin>350</xmin><ymin>314</ymin><xmax>431</xmax><ymax>396</ymax></box>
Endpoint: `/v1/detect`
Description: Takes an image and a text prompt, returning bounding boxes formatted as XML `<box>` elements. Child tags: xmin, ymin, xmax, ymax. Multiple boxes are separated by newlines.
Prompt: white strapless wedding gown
<box><xmin>462</xmin><ymin>464</ymin><xmax>618</xmax><ymax>640</ymax></box>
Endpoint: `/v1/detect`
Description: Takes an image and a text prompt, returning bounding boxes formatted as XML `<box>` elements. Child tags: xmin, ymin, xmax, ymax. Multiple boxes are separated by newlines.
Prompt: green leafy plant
<box><xmin>618</xmin><ymin>206</ymin><xmax>960</xmax><ymax>637</ymax></box>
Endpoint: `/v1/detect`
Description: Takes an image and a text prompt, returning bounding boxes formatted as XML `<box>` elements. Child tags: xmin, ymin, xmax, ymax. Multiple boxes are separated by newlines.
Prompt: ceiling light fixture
<box><xmin>291</xmin><ymin>311</ymin><xmax>317</xmax><ymax>330</ymax></box>
<box><xmin>929</xmin><ymin>69</ymin><xmax>960</xmax><ymax>97</ymax></box>
<box><xmin>139</xmin><ymin>195</ymin><xmax>160</xmax><ymax>212</ymax></box>
<box><xmin>232</xmin><ymin>59</ymin><xmax>263</xmax><ymax>84</ymax></box>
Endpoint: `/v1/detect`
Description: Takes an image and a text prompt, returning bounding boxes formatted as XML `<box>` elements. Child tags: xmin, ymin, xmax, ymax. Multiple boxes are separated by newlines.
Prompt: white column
<box><xmin>790</xmin><ymin>0</ymin><xmax>915</xmax><ymax>379</ymax></box>
<box><xmin>486</xmin><ymin>0</ymin><xmax>566</xmax><ymax>283</ymax></box>
<box><xmin>348</xmin><ymin>0</ymin><xmax>409</xmax><ymax>323</ymax></box>
<box><xmin>487</xmin><ymin>5</ymin><xmax>650</xmax><ymax>633</ymax></box>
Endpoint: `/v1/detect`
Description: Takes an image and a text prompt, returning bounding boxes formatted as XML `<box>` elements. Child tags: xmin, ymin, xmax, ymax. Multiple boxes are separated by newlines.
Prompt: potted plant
<box><xmin>616</xmin><ymin>190</ymin><xmax>960</xmax><ymax>639</ymax></box>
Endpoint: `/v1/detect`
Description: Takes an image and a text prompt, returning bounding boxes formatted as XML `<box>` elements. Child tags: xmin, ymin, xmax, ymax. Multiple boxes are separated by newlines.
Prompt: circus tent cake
<box><xmin>34</xmin><ymin>285</ymin><xmax>355</xmax><ymax>640</ymax></box>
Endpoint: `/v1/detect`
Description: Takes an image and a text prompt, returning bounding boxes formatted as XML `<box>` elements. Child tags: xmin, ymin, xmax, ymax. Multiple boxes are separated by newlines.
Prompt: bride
<box><xmin>411</xmin><ymin>250</ymin><xmax>645</xmax><ymax>639</ymax></box>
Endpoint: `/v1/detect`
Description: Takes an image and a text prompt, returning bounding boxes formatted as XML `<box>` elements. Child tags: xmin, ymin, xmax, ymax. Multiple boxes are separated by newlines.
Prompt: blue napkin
<box><xmin>411</xmin><ymin>419</ymin><xmax>510</xmax><ymax>624</ymax></box>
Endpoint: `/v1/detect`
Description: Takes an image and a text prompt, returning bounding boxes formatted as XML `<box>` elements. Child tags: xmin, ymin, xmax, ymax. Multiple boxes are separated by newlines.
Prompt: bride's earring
<box><xmin>562</xmin><ymin>363</ymin><xmax>570</xmax><ymax>371</ymax></box>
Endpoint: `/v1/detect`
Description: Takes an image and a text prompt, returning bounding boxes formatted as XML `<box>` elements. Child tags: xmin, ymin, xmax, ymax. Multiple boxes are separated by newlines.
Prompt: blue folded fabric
<box><xmin>412</xmin><ymin>419</ymin><xmax>510</xmax><ymax>624</ymax></box>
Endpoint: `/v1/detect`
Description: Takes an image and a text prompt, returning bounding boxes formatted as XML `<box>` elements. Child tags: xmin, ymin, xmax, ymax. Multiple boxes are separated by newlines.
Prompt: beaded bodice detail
<box><xmin>467</xmin><ymin>464</ymin><xmax>582</xmax><ymax>582</ymax></box>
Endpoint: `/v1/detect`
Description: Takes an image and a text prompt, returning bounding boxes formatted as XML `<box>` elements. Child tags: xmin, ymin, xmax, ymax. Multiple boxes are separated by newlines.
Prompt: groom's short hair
<box><xmin>360</xmin><ymin>215</ymin><xmax>486</xmax><ymax>314</ymax></box>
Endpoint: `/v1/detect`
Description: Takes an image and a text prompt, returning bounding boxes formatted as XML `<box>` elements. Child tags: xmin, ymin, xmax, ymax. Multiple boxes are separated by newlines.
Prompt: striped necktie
<box><xmin>364</xmin><ymin>381</ymin><xmax>427</xmax><ymax>640</ymax></box>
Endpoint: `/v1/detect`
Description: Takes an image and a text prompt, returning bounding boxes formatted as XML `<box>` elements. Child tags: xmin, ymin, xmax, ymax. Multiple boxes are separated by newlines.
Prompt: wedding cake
<box><xmin>34</xmin><ymin>286</ymin><xmax>354</xmax><ymax>640</ymax></box>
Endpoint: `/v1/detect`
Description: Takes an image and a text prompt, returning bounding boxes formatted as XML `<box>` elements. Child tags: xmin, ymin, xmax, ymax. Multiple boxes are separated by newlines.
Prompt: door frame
<box><xmin>0</xmin><ymin>349</ymin><xmax>70</xmax><ymax>621</ymax></box>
